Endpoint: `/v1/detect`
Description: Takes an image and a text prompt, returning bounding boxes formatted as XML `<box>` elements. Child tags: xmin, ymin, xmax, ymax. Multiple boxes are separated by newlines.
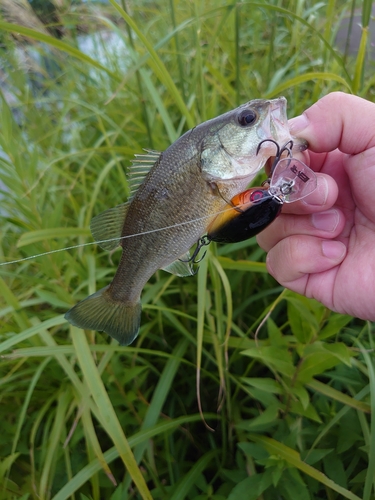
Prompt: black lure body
<box><xmin>207</xmin><ymin>188</ymin><xmax>282</xmax><ymax>244</ymax></box>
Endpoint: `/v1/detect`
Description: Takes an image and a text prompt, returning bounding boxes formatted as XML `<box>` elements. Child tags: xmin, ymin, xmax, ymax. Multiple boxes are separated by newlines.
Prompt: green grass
<box><xmin>1</xmin><ymin>0</ymin><xmax>375</xmax><ymax>498</ymax></box>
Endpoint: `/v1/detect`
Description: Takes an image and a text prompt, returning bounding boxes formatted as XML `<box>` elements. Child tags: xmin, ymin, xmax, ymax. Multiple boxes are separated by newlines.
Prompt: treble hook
<box><xmin>179</xmin><ymin>236</ymin><xmax>211</xmax><ymax>265</ymax></box>
<box><xmin>256</xmin><ymin>139</ymin><xmax>294</xmax><ymax>176</ymax></box>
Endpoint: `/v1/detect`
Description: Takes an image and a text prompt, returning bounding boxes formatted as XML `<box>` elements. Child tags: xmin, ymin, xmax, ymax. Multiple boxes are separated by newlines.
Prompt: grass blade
<box><xmin>108</xmin><ymin>0</ymin><xmax>195</xmax><ymax>128</ymax></box>
<box><xmin>0</xmin><ymin>21</ymin><xmax>116</xmax><ymax>79</ymax></box>
<box><xmin>307</xmin><ymin>378</ymin><xmax>371</xmax><ymax>413</ymax></box>
<box><xmin>52</xmin><ymin>414</ymin><xmax>217</xmax><ymax>500</ymax></box>
<box><xmin>356</xmin><ymin>339</ymin><xmax>375</xmax><ymax>500</ymax></box>
<box><xmin>71</xmin><ymin>327</ymin><xmax>152</xmax><ymax>500</ymax></box>
<box><xmin>169</xmin><ymin>450</ymin><xmax>218</xmax><ymax>500</ymax></box>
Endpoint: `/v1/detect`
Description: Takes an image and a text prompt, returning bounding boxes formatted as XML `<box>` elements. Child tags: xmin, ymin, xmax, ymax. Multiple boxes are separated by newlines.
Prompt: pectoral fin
<box><xmin>162</xmin><ymin>252</ymin><xmax>194</xmax><ymax>276</ymax></box>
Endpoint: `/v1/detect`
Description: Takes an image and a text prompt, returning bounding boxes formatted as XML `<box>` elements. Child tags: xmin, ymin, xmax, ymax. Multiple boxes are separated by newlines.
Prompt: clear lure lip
<box><xmin>256</xmin><ymin>138</ymin><xmax>318</xmax><ymax>203</ymax></box>
<box><xmin>269</xmin><ymin>157</ymin><xmax>317</xmax><ymax>203</ymax></box>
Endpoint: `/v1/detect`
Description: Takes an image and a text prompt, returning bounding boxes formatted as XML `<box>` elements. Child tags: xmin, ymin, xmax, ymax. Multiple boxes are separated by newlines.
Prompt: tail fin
<box><xmin>64</xmin><ymin>285</ymin><xmax>142</xmax><ymax>346</ymax></box>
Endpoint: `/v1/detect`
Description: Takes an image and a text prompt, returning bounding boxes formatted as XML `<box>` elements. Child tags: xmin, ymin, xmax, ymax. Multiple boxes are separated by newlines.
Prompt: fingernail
<box><xmin>312</xmin><ymin>209</ymin><xmax>339</xmax><ymax>232</ymax></box>
<box><xmin>289</xmin><ymin>113</ymin><xmax>309</xmax><ymax>134</ymax></box>
<box><xmin>303</xmin><ymin>176</ymin><xmax>328</xmax><ymax>206</ymax></box>
<box><xmin>322</xmin><ymin>240</ymin><xmax>346</xmax><ymax>260</ymax></box>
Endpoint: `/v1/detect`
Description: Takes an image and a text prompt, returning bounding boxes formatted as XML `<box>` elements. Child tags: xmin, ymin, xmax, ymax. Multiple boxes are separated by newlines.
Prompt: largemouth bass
<box><xmin>65</xmin><ymin>97</ymin><xmax>305</xmax><ymax>345</ymax></box>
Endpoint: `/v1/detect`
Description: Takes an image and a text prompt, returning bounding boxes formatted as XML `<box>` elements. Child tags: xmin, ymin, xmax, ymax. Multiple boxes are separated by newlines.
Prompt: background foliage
<box><xmin>1</xmin><ymin>0</ymin><xmax>375</xmax><ymax>499</ymax></box>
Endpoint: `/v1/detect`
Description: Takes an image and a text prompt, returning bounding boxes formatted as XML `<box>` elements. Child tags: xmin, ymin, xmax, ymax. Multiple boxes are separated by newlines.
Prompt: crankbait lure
<box><xmin>187</xmin><ymin>140</ymin><xmax>317</xmax><ymax>261</ymax></box>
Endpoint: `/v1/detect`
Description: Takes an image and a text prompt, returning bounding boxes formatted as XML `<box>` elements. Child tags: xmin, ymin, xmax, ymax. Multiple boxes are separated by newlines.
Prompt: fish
<box><xmin>65</xmin><ymin>97</ymin><xmax>306</xmax><ymax>346</ymax></box>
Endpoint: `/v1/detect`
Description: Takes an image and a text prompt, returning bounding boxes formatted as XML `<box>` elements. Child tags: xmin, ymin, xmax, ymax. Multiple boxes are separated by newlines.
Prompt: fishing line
<box><xmin>0</xmin><ymin>202</ymin><xmax>253</xmax><ymax>268</ymax></box>
<box><xmin>1</xmin><ymin>155</ymin><xmax>316</xmax><ymax>268</ymax></box>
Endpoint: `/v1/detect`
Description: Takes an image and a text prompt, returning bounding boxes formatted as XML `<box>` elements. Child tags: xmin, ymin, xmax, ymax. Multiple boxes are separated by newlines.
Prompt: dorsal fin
<box><xmin>129</xmin><ymin>149</ymin><xmax>161</xmax><ymax>200</ymax></box>
<box><xmin>90</xmin><ymin>150</ymin><xmax>161</xmax><ymax>252</ymax></box>
<box><xmin>90</xmin><ymin>202</ymin><xmax>129</xmax><ymax>251</ymax></box>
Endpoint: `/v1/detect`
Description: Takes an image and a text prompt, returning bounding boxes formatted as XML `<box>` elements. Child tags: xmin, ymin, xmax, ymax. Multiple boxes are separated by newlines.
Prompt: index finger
<box><xmin>289</xmin><ymin>92</ymin><xmax>375</xmax><ymax>155</ymax></box>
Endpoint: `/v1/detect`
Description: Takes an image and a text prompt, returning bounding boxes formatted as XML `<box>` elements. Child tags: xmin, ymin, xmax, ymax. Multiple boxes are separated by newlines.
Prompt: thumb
<box><xmin>289</xmin><ymin>92</ymin><xmax>375</xmax><ymax>155</ymax></box>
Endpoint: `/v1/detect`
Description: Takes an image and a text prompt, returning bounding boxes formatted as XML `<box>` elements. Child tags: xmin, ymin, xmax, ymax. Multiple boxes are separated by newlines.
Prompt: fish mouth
<box><xmin>257</xmin><ymin>98</ymin><xmax>307</xmax><ymax>158</ymax></box>
<box><xmin>260</xmin><ymin>98</ymin><xmax>290</xmax><ymax>145</ymax></box>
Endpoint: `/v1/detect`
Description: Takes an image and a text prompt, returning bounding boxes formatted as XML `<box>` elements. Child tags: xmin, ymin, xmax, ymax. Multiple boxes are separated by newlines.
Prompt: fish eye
<box><xmin>238</xmin><ymin>109</ymin><xmax>258</xmax><ymax>127</ymax></box>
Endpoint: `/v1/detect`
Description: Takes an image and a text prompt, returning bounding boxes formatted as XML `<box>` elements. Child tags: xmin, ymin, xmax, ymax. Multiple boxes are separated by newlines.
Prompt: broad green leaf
<box><xmin>238</xmin><ymin>443</ymin><xmax>269</xmax><ymax>461</ymax></box>
<box><xmin>289</xmin><ymin>400</ymin><xmax>322</xmax><ymax>423</ymax></box>
<box><xmin>250</xmin><ymin>435</ymin><xmax>361</xmax><ymax>500</ymax></box>
<box><xmin>323</xmin><ymin>454</ymin><xmax>347</xmax><ymax>489</ymax></box>
<box><xmin>227</xmin><ymin>473</ymin><xmax>272</xmax><ymax>500</ymax></box>
<box><xmin>241</xmin><ymin>377</ymin><xmax>283</xmax><ymax>394</ymax></box>
<box><xmin>323</xmin><ymin>342</ymin><xmax>353</xmax><ymax>366</ymax></box>
<box><xmin>244</xmin><ymin>388</ymin><xmax>281</xmax><ymax>408</ymax></box>
<box><xmin>278</xmin><ymin>468</ymin><xmax>311</xmax><ymax>500</ymax></box>
<box><xmin>319</xmin><ymin>314</ymin><xmax>352</xmax><ymax>340</ymax></box>
<box><xmin>300</xmin><ymin>448</ymin><xmax>334</xmax><ymax>466</ymax></box>
<box><xmin>287</xmin><ymin>299</ymin><xmax>317</xmax><ymax>344</ymax></box>
<box><xmin>291</xmin><ymin>384</ymin><xmax>310</xmax><ymax>410</ymax></box>
<box><xmin>297</xmin><ymin>342</ymin><xmax>352</xmax><ymax>383</ymax></box>
<box><xmin>297</xmin><ymin>352</ymin><xmax>341</xmax><ymax>383</ymax></box>
<box><xmin>267</xmin><ymin>318</ymin><xmax>286</xmax><ymax>346</ymax></box>
<box><xmin>241</xmin><ymin>346</ymin><xmax>295</xmax><ymax>377</ymax></box>
<box><xmin>247</xmin><ymin>404</ymin><xmax>280</xmax><ymax>430</ymax></box>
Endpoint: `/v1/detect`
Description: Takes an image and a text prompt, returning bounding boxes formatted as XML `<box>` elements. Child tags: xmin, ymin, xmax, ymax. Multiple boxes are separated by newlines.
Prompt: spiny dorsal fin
<box><xmin>129</xmin><ymin>149</ymin><xmax>161</xmax><ymax>199</ymax></box>
<box><xmin>90</xmin><ymin>202</ymin><xmax>129</xmax><ymax>251</ymax></box>
<box><xmin>90</xmin><ymin>150</ymin><xmax>160</xmax><ymax>251</ymax></box>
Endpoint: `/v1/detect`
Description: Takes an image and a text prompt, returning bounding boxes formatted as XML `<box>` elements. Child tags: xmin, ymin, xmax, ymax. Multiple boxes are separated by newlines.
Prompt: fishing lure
<box><xmin>187</xmin><ymin>140</ymin><xmax>317</xmax><ymax>261</ymax></box>
<box><xmin>206</xmin><ymin>185</ymin><xmax>282</xmax><ymax>244</ymax></box>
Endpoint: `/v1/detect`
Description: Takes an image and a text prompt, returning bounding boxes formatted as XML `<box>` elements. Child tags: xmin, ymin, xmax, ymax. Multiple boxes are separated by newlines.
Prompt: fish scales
<box><xmin>65</xmin><ymin>98</ymin><xmax>306</xmax><ymax>345</ymax></box>
<box><xmin>112</xmin><ymin>158</ymin><xmax>218</xmax><ymax>303</ymax></box>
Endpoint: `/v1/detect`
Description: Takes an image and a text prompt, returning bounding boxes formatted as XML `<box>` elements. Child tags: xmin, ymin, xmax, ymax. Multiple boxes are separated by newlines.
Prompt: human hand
<box><xmin>257</xmin><ymin>92</ymin><xmax>375</xmax><ymax>320</ymax></box>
